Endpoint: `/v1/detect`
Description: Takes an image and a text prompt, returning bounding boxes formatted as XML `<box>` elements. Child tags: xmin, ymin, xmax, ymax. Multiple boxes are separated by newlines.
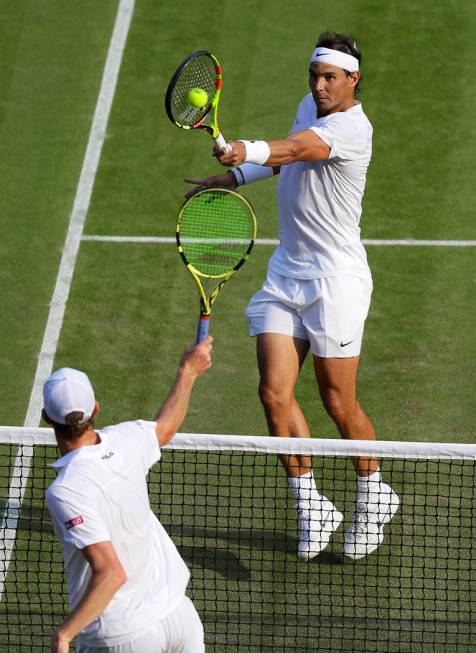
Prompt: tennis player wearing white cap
<box><xmin>185</xmin><ymin>32</ymin><xmax>399</xmax><ymax>561</ymax></box>
<box><xmin>43</xmin><ymin>338</ymin><xmax>212</xmax><ymax>653</ymax></box>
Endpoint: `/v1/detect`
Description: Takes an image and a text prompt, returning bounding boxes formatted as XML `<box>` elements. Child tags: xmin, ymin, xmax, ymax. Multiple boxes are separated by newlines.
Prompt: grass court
<box><xmin>0</xmin><ymin>0</ymin><xmax>475</xmax><ymax>650</ymax></box>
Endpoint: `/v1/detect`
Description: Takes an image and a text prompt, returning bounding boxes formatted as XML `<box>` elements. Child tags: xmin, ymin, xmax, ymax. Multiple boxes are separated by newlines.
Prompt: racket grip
<box><xmin>196</xmin><ymin>316</ymin><xmax>210</xmax><ymax>343</ymax></box>
<box><xmin>214</xmin><ymin>132</ymin><xmax>232</xmax><ymax>153</ymax></box>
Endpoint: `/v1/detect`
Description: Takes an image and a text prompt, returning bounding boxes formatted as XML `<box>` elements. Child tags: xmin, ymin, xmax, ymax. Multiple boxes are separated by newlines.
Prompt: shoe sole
<box><xmin>343</xmin><ymin>491</ymin><xmax>400</xmax><ymax>561</ymax></box>
<box><xmin>298</xmin><ymin>509</ymin><xmax>344</xmax><ymax>561</ymax></box>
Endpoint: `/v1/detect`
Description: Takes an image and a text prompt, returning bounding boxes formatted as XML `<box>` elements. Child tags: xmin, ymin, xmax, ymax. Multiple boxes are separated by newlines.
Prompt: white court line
<box><xmin>82</xmin><ymin>235</ymin><xmax>281</xmax><ymax>245</ymax></box>
<box><xmin>363</xmin><ymin>239</ymin><xmax>476</xmax><ymax>247</ymax></box>
<box><xmin>81</xmin><ymin>234</ymin><xmax>476</xmax><ymax>247</ymax></box>
<box><xmin>0</xmin><ymin>0</ymin><xmax>135</xmax><ymax>599</ymax></box>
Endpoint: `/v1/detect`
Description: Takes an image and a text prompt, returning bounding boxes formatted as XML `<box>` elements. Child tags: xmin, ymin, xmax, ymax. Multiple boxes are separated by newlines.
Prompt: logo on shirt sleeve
<box><xmin>64</xmin><ymin>516</ymin><xmax>84</xmax><ymax>530</ymax></box>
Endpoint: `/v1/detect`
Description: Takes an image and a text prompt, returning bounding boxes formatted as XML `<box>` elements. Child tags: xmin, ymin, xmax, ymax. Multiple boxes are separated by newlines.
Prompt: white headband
<box><xmin>310</xmin><ymin>46</ymin><xmax>359</xmax><ymax>72</ymax></box>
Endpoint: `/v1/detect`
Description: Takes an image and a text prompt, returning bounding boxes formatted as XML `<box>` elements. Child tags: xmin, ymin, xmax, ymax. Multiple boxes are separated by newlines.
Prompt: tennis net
<box><xmin>0</xmin><ymin>427</ymin><xmax>474</xmax><ymax>652</ymax></box>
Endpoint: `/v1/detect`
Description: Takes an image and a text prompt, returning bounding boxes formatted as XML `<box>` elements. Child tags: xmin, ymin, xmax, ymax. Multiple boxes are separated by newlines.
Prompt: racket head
<box><xmin>165</xmin><ymin>51</ymin><xmax>221</xmax><ymax>132</ymax></box>
<box><xmin>176</xmin><ymin>188</ymin><xmax>257</xmax><ymax>280</ymax></box>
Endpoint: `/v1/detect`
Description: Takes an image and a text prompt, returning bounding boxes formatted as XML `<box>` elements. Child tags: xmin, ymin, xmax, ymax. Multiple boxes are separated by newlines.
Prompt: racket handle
<box><xmin>214</xmin><ymin>132</ymin><xmax>232</xmax><ymax>153</ymax></box>
<box><xmin>196</xmin><ymin>316</ymin><xmax>210</xmax><ymax>343</ymax></box>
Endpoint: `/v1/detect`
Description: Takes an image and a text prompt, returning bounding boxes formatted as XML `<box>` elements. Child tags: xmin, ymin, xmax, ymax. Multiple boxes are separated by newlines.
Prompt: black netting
<box><xmin>0</xmin><ymin>440</ymin><xmax>474</xmax><ymax>651</ymax></box>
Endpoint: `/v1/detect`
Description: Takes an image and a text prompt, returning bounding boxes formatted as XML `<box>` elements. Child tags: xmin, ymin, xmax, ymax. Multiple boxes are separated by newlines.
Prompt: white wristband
<box><xmin>238</xmin><ymin>139</ymin><xmax>271</xmax><ymax>165</ymax></box>
<box><xmin>230</xmin><ymin>163</ymin><xmax>274</xmax><ymax>186</ymax></box>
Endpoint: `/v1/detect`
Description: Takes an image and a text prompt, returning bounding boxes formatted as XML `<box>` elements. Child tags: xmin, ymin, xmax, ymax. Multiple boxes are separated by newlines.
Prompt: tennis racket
<box><xmin>176</xmin><ymin>188</ymin><xmax>257</xmax><ymax>343</ymax></box>
<box><xmin>165</xmin><ymin>50</ymin><xmax>231</xmax><ymax>151</ymax></box>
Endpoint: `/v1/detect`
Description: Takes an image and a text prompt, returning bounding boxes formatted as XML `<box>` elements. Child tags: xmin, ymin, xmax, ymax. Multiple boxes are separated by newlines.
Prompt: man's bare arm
<box><xmin>216</xmin><ymin>130</ymin><xmax>330</xmax><ymax>167</ymax></box>
<box><xmin>51</xmin><ymin>541</ymin><xmax>127</xmax><ymax>652</ymax></box>
<box><xmin>154</xmin><ymin>338</ymin><xmax>213</xmax><ymax>447</ymax></box>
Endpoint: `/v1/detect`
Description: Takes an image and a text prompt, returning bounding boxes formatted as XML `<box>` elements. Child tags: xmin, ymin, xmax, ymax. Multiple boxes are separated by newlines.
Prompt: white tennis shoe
<box><xmin>296</xmin><ymin>498</ymin><xmax>343</xmax><ymax>561</ymax></box>
<box><xmin>343</xmin><ymin>484</ymin><xmax>399</xmax><ymax>560</ymax></box>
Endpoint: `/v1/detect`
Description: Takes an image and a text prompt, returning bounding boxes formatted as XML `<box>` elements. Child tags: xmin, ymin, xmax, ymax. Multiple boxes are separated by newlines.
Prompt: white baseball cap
<box><xmin>43</xmin><ymin>368</ymin><xmax>96</xmax><ymax>425</ymax></box>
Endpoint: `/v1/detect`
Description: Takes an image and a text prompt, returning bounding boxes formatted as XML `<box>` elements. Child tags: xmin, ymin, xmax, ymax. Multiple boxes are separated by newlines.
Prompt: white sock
<box><xmin>287</xmin><ymin>471</ymin><xmax>324</xmax><ymax>504</ymax></box>
<box><xmin>356</xmin><ymin>469</ymin><xmax>382</xmax><ymax>503</ymax></box>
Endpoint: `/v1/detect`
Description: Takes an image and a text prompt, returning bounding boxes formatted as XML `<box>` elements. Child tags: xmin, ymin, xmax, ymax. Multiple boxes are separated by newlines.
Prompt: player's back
<box><xmin>46</xmin><ymin>420</ymin><xmax>189</xmax><ymax>648</ymax></box>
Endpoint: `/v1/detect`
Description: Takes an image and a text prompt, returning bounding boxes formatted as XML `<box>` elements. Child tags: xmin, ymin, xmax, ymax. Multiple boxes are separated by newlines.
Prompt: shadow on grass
<box><xmin>172</xmin><ymin>524</ymin><xmax>345</xmax><ymax>580</ymax></box>
<box><xmin>13</xmin><ymin>503</ymin><xmax>345</xmax><ymax>585</ymax></box>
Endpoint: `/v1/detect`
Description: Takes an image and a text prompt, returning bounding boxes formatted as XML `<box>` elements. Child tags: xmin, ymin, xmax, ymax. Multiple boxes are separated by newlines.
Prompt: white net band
<box><xmin>0</xmin><ymin>426</ymin><xmax>475</xmax><ymax>459</ymax></box>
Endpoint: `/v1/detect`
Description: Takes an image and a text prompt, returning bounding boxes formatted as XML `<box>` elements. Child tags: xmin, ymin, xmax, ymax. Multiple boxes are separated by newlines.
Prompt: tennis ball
<box><xmin>186</xmin><ymin>87</ymin><xmax>208</xmax><ymax>108</ymax></box>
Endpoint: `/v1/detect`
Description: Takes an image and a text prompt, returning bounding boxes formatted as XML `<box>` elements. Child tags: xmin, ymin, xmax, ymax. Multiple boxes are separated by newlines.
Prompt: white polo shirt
<box><xmin>269</xmin><ymin>93</ymin><xmax>373</xmax><ymax>280</ymax></box>
<box><xmin>46</xmin><ymin>420</ymin><xmax>190</xmax><ymax>648</ymax></box>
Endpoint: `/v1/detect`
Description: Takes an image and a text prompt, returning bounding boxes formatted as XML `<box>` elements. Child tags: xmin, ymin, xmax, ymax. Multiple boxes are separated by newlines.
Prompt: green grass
<box><xmin>0</xmin><ymin>0</ymin><xmax>475</xmax><ymax>650</ymax></box>
<box><xmin>0</xmin><ymin>0</ymin><xmax>118</xmax><ymax>424</ymax></box>
<box><xmin>1</xmin><ymin>0</ymin><xmax>475</xmax><ymax>435</ymax></box>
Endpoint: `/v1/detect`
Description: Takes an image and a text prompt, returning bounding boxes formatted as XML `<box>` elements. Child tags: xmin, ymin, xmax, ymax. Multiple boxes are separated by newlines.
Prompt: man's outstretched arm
<box><xmin>216</xmin><ymin>130</ymin><xmax>330</xmax><ymax>167</ymax></box>
<box><xmin>154</xmin><ymin>337</ymin><xmax>213</xmax><ymax>447</ymax></box>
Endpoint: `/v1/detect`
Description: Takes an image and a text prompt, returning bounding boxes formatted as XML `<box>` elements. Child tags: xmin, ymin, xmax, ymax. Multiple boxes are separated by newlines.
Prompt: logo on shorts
<box><xmin>340</xmin><ymin>340</ymin><xmax>354</xmax><ymax>347</ymax></box>
<box><xmin>64</xmin><ymin>516</ymin><xmax>84</xmax><ymax>530</ymax></box>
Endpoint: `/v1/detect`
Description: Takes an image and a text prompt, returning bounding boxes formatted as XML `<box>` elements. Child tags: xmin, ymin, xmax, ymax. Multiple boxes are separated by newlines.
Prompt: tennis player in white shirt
<box><xmin>185</xmin><ymin>32</ymin><xmax>399</xmax><ymax>562</ymax></box>
<box><xmin>43</xmin><ymin>337</ymin><xmax>212</xmax><ymax>652</ymax></box>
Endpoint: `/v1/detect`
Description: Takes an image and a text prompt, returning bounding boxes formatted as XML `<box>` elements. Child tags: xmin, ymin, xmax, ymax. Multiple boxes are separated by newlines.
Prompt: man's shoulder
<box><xmin>317</xmin><ymin>103</ymin><xmax>372</xmax><ymax>141</ymax></box>
<box><xmin>46</xmin><ymin>471</ymin><xmax>86</xmax><ymax>506</ymax></box>
<box><xmin>289</xmin><ymin>94</ymin><xmax>317</xmax><ymax>132</ymax></box>
<box><xmin>295</xmin><ymin>93</ymin><xmax>315</xmax><ymax>115</ymax></box>
<box><xmin>322</xmin><ymin>102</ymin><xmax>369</xmax><ymax>123</ymax></box>
<box><xmin>339</xmin><ymin>103</ymin><xmax>372</xmax><ymax>131</ymax></box>
<box><xmin>298</xmin><ymin>92</ymin><xmax>314</xmax><ymax>106</ymax></box>
<box><xmin>349</xmin><ymin>102</ymin><xmax>372</xmax><ymax>129</ymax></box>
<box><xmin>100</xmin><ymin>419</ymin><xmax>156</xmax><ymax>441</ymax></box>
<box><xmin>46</xmin><ymin>477</ymin><xmax>60</xmax><ymax>501</ymax></box>
<box><xmin>100</xmin><ymin>420</ymin><xmax>159</xmax><ymax>466</ymax></box>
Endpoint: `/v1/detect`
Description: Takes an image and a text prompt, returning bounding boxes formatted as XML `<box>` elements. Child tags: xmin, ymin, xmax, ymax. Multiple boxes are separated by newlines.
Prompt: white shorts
<box><xmin>245</xmin><ymin>271</ymin><xmax>373</xmax><ymax>358</ymax></box>
<box><xmin>77</xmin><ymin>597</ymin><xmax>205</xmax><ymax>653</ymax></box>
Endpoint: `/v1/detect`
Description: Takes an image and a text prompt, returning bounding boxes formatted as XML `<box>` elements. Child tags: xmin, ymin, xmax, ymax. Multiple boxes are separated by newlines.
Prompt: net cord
<box><xmin>0</xmin><ymin>427</ymin><xmax>475</xmax><ymax>460</ymax></box>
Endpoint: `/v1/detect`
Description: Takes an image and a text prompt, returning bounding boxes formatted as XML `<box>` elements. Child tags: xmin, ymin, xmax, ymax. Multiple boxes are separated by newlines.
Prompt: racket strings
<box><xmin>179</xmin><ymin>192</ymin><xmax>255</xmax><ymax>276</ymax></box>
<box><xmin>171</xmin><ymin>55</ymin><xmax>216</xmax><ymax>126</ymax></box>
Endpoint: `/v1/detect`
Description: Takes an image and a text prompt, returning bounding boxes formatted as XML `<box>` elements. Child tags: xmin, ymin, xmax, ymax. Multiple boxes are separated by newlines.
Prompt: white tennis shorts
<box><xmin>76</xmin><ymin>597</ymin><xmax>205</xmax><ymax>653</ymax></box>
<box><xmin>245</xmin><ymin>271</ymin><xmax>373</xmax><ymax>358</ymax></box>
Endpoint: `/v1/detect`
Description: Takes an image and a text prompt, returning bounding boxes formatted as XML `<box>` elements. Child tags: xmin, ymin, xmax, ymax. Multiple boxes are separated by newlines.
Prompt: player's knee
<box><xmin>258</xmin><ymin>382</ymin><xmax>292</xmax><ymax>412</ymax></box>
<box><xmin>322</xmin><ymin>392</ymin><xmax>357</xmax><ymax>424</ymax></box>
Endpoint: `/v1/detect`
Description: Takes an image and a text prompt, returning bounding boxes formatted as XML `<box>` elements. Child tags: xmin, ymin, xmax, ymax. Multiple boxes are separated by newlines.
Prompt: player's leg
<box><xmin>247</xmin><ymin>273</ymin><xmax>344</xmax><ymax>559</ymax></box>
<box><xmin>313</xmin><ymin>354</ymin><xmax>378</xmax><ymax>475</ymax></box>
<box><xmin>255</xmin><ymin>332</ymin><xmax>343</xmax><ymax>560</ymax></box>
<box><xmin>257</xmin><ymin>332</ymin><xmax>311</xmax><ymax>475</ymax></box>
<box><xmin>314</xmin><ymin>355</ymin><xmax>399</xmax><ymax>558</ymax></box>
<box><xmin>304</xmin><ymin>275</ymin><xmax>399</xmax><ymax>559</ymax></box>
<box><xmin>246</xmin><ymin>274</ymin><xmax>314</xmax><ymax>477</ymax></box>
